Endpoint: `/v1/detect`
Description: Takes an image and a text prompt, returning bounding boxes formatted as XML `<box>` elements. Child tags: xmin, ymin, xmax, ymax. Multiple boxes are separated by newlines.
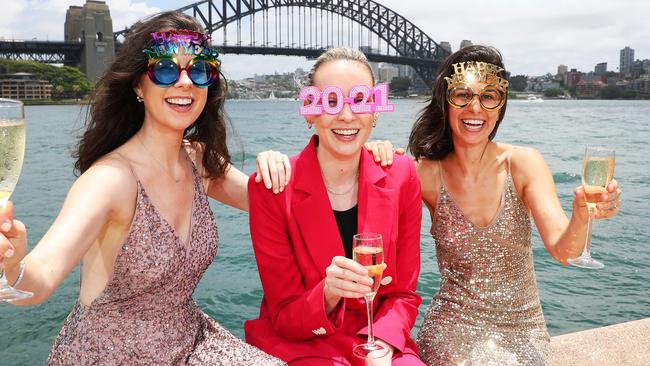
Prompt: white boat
<box><xmin>268</xmin><ymin>91</ymin><xmax>277</xmax><ymax>100</ymax></box>
<box><xmin>526</xmin><ymin>94</ymin><xmax>544</xmax><ymax>102</ymax></box>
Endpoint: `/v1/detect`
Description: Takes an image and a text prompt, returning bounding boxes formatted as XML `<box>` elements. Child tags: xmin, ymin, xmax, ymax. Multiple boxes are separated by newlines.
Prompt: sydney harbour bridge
<box><xmin>0</xmin><ymin>0</ymin><xmax>450</xmax><ymax>85</ymax></box>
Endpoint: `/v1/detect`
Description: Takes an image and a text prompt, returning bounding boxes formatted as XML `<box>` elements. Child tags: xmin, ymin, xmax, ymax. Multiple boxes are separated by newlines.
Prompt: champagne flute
<box><xmin>569</xmin><ymin>146</ymin><xmax>615</xmax><ymax>269</ymax></box>
<box><xmin>0</xmin><ymin>98</ymin><xmax>32</xmax><ymax>301</ymax></box>
<box><xmin>352</xmin><ymin>232</ymin><xmax>389</xmax><ymax>359</ymax></box>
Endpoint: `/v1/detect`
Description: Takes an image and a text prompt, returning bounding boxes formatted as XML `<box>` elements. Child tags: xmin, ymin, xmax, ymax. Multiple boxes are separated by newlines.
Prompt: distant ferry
<box><xmin>527</xmin><ymin>94</ymin><xmax>544</xmax><ymax>102</ymax></box>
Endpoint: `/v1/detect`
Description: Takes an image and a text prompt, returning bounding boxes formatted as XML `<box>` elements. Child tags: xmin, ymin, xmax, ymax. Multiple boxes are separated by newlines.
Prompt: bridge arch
<box><xmin>115</xmin><ymin>0</ymin><xmax>450</xmax><ymax>85</ymax></box>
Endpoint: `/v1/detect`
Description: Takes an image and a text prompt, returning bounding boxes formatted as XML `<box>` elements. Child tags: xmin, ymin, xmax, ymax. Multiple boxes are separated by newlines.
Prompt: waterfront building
<box><xmin>439</xmin><ymin>41</ymin><xmax>452</xmax><ymax>54</ymax></box>
<box><xmin>620</xmin><ymin>46</ymin><xmax>634</xmax><ymax>77</ymax></box>
<box><xmin>565</xmin><ymin>68</ymin><xmax>583</xmax><ymax>89</ymax></box>
<box><xmin>595</xmin><ymin>62</ymin><xmax>607</xmax><ymax>76</ymax></box>
<box><xmin>576</xmin><ymin>80</ymin><xmax>604</xmax><ymax>99</ymax></box>
<box><xmin>0</xmin><ymin>72</ymin><xmax>52</xmax><ymax>100</ymax></box>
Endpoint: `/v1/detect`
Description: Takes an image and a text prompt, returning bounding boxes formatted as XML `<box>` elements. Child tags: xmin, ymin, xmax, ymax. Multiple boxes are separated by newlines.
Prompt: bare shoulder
<box><xmin>76</xmin><ymin>153</ymin><xmax>138</xmax><ymax>218</ymax></box>
<box><xmin>509</xmin><ymin>145</ymin><xmax>547</xmax><ymax>174</ymax></box>
<box><xmin>415</xmin><ymin>158</ymin><xmax>440</xmax><ymax>189</ymax></box>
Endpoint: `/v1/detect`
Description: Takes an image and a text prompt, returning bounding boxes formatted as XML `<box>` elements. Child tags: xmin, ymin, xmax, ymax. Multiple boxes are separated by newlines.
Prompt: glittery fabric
<box><xmin>47</xmin><ymin>163</ymin><xmax>284</xmax><ymax>366</ymax></box>
<box><xmin>417</xmin><ymin>172</ymin><xmax>550</xmax><ymax>366</ymax></box>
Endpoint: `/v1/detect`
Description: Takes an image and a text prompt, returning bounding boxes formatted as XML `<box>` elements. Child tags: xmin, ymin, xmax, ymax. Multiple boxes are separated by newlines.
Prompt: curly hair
<box><xmin>408</xmin><ymin>45</ymin><xmax>508</xmax><ymax>160</ymax></box>
<box><xmin>74</xmin><ymin>11</ymin><xmax>231</xmax><ymax>179</ymax></box>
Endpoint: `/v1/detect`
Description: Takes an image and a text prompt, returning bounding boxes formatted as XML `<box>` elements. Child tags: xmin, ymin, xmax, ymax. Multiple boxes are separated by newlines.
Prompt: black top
<box><xmin>333</xmin><ymin>205</ymin><xmax>358</xmax><ymax>259</ymax></box>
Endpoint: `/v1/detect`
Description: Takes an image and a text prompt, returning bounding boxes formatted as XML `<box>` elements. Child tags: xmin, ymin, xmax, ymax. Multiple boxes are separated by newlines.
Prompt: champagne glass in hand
<box><xmin>352</xmin><ymin>233</ymin><xmax>389</xmax><ymax>359</ymax></box>
<box><xmin>0</xmin><ymin>98</ymin><xmax>32</xmax><ymax>301</ymax></box>
<box><xmin>569</xmin><ymin>146</ymin><xmax>615</xmax><ymax>269</ymax></box>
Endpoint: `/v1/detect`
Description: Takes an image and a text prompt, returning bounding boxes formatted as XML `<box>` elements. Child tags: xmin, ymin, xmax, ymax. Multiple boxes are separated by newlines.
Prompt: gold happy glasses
<box><xmin>446</xmin><ymin>83</ymin><xmax>506</xmax><ymax>110</ymax></box>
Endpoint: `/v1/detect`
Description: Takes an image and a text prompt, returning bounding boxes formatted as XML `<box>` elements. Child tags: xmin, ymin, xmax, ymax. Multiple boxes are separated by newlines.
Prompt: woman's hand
<box><xmin>323</xmin><ymin>256</ymin><xmax>376</xmax><ymax>313</ymax></box>
<box><xmin>255</xmin><ymin>150</ymin><xmax>291</xmax><ymax>194</ymax></box>
<box><xmin>0</xmin><ymin>202</ymin><xmax>28</xmax><ymax>275</ymax></box>
<box><xmin>364</xmin><ymin>140</ymin><xmax>405</xmax><ymax>167</ymax></box>
<box><xmin>365</xmin><ymin>339</ymin><xmax>394</xmax><ymax>365</ymax></box>
<box><xmin>573</xmin><ymin>179</ymin><xmax>621</xmax><ymax>220</ymax></box>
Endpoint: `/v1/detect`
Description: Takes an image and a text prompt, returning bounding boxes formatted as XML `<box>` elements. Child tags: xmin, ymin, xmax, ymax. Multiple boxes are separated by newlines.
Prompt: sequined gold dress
<box><xmin>417</xmin><ymin>167</ymin><xmax>550</xmax><ymax>366</ymax></box>
<box><xmin>47</xmin><ymin>163</ymin><xmax>284</xmax><ymax>366</ymax></box>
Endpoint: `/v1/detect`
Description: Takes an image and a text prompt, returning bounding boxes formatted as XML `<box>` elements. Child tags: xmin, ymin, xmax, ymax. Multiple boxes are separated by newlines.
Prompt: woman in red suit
<box><xmin>246</xmin><ymin>47</ymin><xmax>424</xmax><ymax>366</ymax></box>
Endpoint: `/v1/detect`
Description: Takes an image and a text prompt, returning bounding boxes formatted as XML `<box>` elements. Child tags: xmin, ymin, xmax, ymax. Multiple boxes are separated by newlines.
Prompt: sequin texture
<box><xmin>47</xmin><ymin>163</ymin><xmax>284</xmax><ymax>366</ymax></box>
<box><xmin>417</xmin><ymin>173</ymin><xmax>550</xmax><ymax>366</ymax></box>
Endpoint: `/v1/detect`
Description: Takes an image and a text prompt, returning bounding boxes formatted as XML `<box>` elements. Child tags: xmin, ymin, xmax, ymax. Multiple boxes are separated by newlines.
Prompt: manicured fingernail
<box><xmin>273</xmin><ymin>189</ymin><xmax>278</xmax><ymax>194</ymax></box>
<box><xmin>4</xmin><ymin>249</ymin><xmax>14</xmax><ymax>258</ymax></box>
<box><xmin>266</xmin><ymin>183</ymin><xmax>272</xmax><ymax>189</ymax></box>
<box><xmin>1</xmin><ymin>220</ymin><xmax>10</xmax><ymax>231</ymax></box>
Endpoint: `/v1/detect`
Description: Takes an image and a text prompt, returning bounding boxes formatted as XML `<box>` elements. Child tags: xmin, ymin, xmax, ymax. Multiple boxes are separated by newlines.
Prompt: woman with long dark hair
<box><xmin>0</xmin><ymin>11</ymin><xmax>285</xmax><ymax>365</ymax></box>
<box><xmin>409</xmin><ymin>45</ymin><xmax>621</xmax><ymax>365</ymax></box>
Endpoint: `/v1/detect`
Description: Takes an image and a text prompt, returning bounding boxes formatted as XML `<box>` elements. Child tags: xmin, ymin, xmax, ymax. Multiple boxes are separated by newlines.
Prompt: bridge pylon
<box><xmin>65</xmin><ymin>0</ymin><xmax>115</xmax><ymax>82</ymax></box>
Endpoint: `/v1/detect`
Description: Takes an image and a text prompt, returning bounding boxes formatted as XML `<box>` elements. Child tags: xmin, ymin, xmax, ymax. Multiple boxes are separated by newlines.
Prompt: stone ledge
<box><xmin>549</xmin><ymin>318</ymin><xmax>650</xmax><ymax>366</ymax></box>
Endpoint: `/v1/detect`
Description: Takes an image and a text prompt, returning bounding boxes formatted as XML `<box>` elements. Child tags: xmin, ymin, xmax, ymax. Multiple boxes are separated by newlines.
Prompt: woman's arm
<box><xmin>512</xmin><ymin>147</ymin><xmax>620</xmax><ymax>264</ymax></box>
<box><xmin>207</xmin><ymin>151</ymin><xmax>291</xmax><ymax>212</ymax></box>
<box><xmin>0</xmin><ymin>161</ymin><xmax>135</xmax><ymax>305</ymax></box>
<box><xmin>364</xmin><ymin>159</ymin><xmax>423</xmax><ymax>354</ymax></box>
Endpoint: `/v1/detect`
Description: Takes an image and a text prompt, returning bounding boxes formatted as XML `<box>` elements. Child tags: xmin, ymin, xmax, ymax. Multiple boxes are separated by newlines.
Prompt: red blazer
<box><xmin>246</xmin><ymin>135</ymin><xmax>422</xmax><ymax>365</ymax></box>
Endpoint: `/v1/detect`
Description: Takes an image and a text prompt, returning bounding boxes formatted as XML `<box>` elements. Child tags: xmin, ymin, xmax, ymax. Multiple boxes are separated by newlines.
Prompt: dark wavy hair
<box><xmin>408</xmin><ymin>45</ymin><xmax>508</xmax><ymax>160</ymax></box>
<box><xmin>74</xmin><ymin>11</ymin><xmax>231</xmax><ymax>179</ymax></box>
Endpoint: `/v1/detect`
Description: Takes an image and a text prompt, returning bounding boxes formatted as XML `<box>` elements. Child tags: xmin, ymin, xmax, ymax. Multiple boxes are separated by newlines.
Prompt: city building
<box><xmin>576</xmin><ymin>80</ymin><xmax>604</xmax><ymax>99</ymax></box>
<box><xmin>378</xmin><ymin>63</ymin><xmax>399</xmax><ymax>83</ymax></box>
<box><xmin>459</xmin><ymin>40</ymin><xmax>473</xmax><ymax>49</ymax></box>
<box><xmin>564</xmin><ymin>68</ymin><xmax>583</xmax><ymax>89</ymax></box>
<box><xmin>595</xmin><ymin>62</ymin><xmax>607</xmax><ymax>76</ymax></box>
<box><xmin>0</xmin><ymin>72</ymin><xmax>52</xmax><ymax>100</ymax></box>
<box><xmin>439</xmin><ymin>41</ymin><xmax>452</xmax><ymax>54</ymax></box>
<box><xmin>620</xmin><ymin>46</ymin><xmax>634</xmax><ymax>77</ymax></box>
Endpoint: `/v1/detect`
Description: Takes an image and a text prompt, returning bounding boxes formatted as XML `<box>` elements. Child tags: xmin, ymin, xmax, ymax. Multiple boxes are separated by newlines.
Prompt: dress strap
<box><xmin>111</xmin><ymin>151</ymin><xmax>142</xmax><ymax>184</ymax></box>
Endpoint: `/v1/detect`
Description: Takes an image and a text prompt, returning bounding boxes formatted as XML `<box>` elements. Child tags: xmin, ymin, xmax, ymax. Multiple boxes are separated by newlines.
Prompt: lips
<box><xmin>461</xmin><ymin>119</ymin><xmax>485</xmax><ymax>131</ymax></box>
<box><xmin>332</xmin><ymin>128</ymin><xmax>359</xmax><ymax>136</ymax></box>
<box><xmin>165</xmin><ymin>97</ymin><xmax>193</xmax><ymax>106</ymax></box>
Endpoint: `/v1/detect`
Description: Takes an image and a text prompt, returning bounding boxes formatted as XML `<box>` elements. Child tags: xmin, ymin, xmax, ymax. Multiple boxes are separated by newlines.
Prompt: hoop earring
<box><xmin>372</xmin><ymin>116</ymin><xmax>377</xmax><ymax>128</ymax></box>
<box><xmin>136</xmin><ymin>95</ymin><xmax>144</xmax><ymax>102</ymax></box>
<box><xmin>307</xmin><ymin>122</ymin><xmax>313</xmax><ymax>129</ymax></box>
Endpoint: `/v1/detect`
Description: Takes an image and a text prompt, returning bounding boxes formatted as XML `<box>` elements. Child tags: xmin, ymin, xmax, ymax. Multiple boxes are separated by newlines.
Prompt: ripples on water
<box><xmin>1</xmin><ymin>100</ymin><xmax>649</xmax><ymax>364</ymax></box>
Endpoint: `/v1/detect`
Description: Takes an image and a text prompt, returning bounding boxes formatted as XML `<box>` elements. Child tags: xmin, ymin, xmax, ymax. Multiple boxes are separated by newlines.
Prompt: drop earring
<box><xmin>136</xmin><ymin>95</ymin><xmax>144</xmax><ymax>102</ymax></box>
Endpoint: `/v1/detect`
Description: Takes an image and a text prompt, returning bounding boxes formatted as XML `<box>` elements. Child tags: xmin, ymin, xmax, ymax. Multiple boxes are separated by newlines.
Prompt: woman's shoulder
<box><xmin>500</xmin><ymin>143</ymin><xmax>545</xmax><ymax>170</ymax></box>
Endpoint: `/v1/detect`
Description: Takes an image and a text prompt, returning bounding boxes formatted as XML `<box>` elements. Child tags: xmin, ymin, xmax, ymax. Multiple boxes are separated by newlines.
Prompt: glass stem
<box><xmin>365</xmin><ymin>293</ymin><xmax>376</xmax><ymax>345</ymax></box>
<box><xmin>581</xmin><ymin>205</ymin><xmax>596</xmax><ymax>258</ymax></box>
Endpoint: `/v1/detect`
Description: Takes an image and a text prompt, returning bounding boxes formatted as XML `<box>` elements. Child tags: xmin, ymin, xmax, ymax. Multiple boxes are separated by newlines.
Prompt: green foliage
<box><xmin>543</xmin><ymin>88</ymin><xmax>563</xmax><ymax>98</ymax></box>
<box><xmin>509</xmin><ymin>75</ymin><xmax>528</xmax><ymax>92</ymax></box>
<box><xmin>599</xmin><ymin>85</ymin><xmax>621</xmax><ymax>99</ymax></box>
<box><xmin>622</xmin><ymin>89</ymin><xmax>638</xmax><ymax>99</ymax></box>
<box><xmin>0</xmin><ymin>59</ymin><xmax>91</xmax><ymax>99</ymax></box>
<box><xmin>389</xmin><ymin>76</ymin><xmax>411</xmax><ymax>93</ymax></box>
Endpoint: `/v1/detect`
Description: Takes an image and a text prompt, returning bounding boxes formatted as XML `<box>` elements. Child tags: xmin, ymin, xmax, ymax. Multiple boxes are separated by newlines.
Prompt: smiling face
<box><xmin>135</xmin><ymin>51</ymin><xmax>208</xmax><ymax>133</ymax></box>
<box><xmin>447</xmin><ymin>77</ymin><xmax>503</xmax><ymax>147</ymax></box>
<box><xmin>311</xmin><ymin>59</ymin><xmax>376</xmax><ymax>161</ymax></box>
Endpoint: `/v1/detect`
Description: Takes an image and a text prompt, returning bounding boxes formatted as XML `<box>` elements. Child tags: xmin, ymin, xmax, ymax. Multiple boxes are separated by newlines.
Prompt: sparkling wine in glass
<box><xmin>568</xmin><ymin>146</ymin><xmax>615</xmax><ymax>269</ymax></box>
<box><xmin>0</xmin><ymin>98</ymin><xmax>32</xmax><ymax>301</ymax></box>
<box><xmin>352</xmin><ymin>233</ymin><xmax>389</xmax><ymax>359</ymax></box>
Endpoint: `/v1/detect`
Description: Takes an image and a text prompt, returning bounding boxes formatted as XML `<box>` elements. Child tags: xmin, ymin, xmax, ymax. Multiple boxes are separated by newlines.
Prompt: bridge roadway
<box><xmin>0</xmin><ymin>40</ymin><xmax>82</xmax><ymax>64</ymax></box>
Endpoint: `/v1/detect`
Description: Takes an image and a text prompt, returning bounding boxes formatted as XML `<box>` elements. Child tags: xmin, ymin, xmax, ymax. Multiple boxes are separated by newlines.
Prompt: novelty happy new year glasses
<box><xmin>299</xmin><ymin>83</ymin><xmax>394</xmax><ymax>116</ymax></box>
<box><xmin>143</xmin><ymin>29</ymin><xmax>220</xmax><ymax>88</ymax></box>
<box><xmin>445</xmin><ymin>61</ymin><xmax>509</xmax><ymax>110</ymax></box>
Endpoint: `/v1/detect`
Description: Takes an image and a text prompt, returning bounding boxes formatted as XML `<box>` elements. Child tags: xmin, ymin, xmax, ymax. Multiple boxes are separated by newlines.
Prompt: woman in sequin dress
<box><xmin>0</xmin><ymin>11</ymin><xmax>286</xmax><ymax>365</ymax></box>
<box><xmin>407</xmin><ymin>46</ymin><xmax>621</xmax><ymax>365</ymax></box>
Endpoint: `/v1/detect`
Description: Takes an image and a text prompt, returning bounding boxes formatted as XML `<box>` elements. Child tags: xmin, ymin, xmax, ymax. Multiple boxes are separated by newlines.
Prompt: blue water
<box><xmin>1</xmin><ymin>100</ymin><xmax>649</xmax><ymax>364</ymax></box>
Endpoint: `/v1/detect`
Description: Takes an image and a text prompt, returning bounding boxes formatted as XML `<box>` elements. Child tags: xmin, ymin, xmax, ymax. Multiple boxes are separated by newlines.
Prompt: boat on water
<box><xmin>527</xmin><ymin>94</ymin><xmax>544</xmax><ymax>102</ymax></box>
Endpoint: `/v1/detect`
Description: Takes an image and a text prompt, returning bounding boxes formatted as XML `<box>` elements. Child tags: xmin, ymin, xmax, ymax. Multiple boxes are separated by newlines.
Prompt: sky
<box><xmin>0</xmin><ymin>0</ymin><xmax>648</xmax><ymax>80</ymax></box>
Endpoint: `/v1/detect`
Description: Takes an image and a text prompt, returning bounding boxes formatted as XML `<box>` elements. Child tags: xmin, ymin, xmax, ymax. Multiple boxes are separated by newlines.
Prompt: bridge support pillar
<box><xmin>64</xmin><ymin>0</ymin><xmax>115</xmax><ymax>82</ymax></box>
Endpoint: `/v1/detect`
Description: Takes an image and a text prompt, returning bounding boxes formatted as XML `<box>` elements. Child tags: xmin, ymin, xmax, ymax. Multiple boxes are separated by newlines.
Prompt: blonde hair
<box><xmin>307</xmin><ymin>47</ymin><xmax>375</xmax><ymax>85</ymax></box>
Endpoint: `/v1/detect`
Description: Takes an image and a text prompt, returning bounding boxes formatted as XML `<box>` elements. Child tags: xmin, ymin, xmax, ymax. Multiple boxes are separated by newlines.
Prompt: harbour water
<box><xmin>1</xmin><ymin>99</ymin><xmax>649</xmax><ymax>364</ymax></box>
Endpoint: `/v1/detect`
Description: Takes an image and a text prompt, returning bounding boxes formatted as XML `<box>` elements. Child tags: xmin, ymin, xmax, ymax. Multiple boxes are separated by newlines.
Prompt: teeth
<box><xmin>462</xmin><ymin>119</ymin><xmax>484</xmax><ymax>126</ymax></box>
<box><xmin>332</xmin><ymin>129</ymin><xmax>359</xmax><ymax>136</ymax></box>
<box><xmin>166</xmin><ymin>97</ymin><xmax>192</xmax><ymax>106</ymax></box>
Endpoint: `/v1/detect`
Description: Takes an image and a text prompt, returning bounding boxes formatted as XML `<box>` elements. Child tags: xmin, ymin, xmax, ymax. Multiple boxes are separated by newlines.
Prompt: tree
<box><xmin>599</xmin><ymin>85</ymin><xmax>621</xmax><ymax>99</ymax></box>
<box><xmin>543</xmin><ymin>88</ymin><xmax>563</xmax><ymax>98</ymax></box>
<box><xmin>509</xmin><ymin>75</ymin><xmax>528</xmax><ymax>92</ymax></box>
<box><xmin>389</xmin><ymin>77</ymin><xmax>411</xmax><ymax>94</ymax></box>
